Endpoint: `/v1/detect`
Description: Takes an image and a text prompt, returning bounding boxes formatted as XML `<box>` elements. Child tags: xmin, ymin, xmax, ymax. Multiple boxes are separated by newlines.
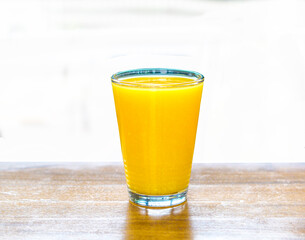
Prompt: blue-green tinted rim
<box><xmin>111</xmin><ymin>68</ymin><xmax>204</xmax><ymax>88</ymax></box>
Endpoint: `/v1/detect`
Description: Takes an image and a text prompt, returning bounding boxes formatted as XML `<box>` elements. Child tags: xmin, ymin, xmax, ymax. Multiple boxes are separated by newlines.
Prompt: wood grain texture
<box><xmin>0</xmin><ymin>163</ymin><xmax>305</xmax><ymax>240</ymax></box>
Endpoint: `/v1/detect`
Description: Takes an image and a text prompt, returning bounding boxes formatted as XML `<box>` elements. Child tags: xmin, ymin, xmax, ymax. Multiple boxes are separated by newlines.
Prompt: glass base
<box><xmin>128</xmin><ymin>189</ymin><xmax>187</xmax><ymax>208</ymax></box>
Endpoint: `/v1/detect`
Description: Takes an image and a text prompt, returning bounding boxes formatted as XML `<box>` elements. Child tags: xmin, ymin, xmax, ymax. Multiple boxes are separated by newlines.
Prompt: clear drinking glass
<box><xmin>111</xmin><ymin>68</ymin><xmax>204</xmax><ymax>207</ymax></box>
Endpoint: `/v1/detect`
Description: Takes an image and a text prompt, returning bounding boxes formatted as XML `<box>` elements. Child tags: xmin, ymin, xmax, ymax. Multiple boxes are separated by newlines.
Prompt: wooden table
<box><xmin>0</xmin><ymin>163</ymin><xmax>304</xmax><ymax>239</ymax></box>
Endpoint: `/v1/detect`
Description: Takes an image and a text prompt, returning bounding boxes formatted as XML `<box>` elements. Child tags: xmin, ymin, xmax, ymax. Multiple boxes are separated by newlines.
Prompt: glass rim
<box><xmin>111</xmin><ymin>68</ymin><xmax>204</xmax><ymax>88</ymax></box>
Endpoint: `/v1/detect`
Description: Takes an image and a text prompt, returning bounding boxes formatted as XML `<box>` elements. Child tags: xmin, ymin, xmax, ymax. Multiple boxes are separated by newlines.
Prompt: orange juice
<box><xmin>112</xmin><ymin>76</ymin><xmax>203</xmax><ymax>196</ymax></box>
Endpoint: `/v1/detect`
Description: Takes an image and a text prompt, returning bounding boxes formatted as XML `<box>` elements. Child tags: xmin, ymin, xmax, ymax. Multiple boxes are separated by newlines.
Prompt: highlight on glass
<box><xmin>111</xmin><ymin>68</ymin><xmax>204</xmax><ymax>208</ymax></box>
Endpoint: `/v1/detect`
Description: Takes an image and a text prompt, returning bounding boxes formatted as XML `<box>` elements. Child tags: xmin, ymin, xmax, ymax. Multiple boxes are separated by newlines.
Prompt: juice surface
<box><xmin>112</xmin><ymin>76</ymin><xmax>203</xmax><ymax>195</ymax></box>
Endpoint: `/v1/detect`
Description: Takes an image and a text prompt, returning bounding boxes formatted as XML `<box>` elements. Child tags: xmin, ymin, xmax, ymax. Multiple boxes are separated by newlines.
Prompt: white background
<box><xmin>0</xmin><ymin>0</ymin><xmax>304</xmax><ymax>162</ymax></box>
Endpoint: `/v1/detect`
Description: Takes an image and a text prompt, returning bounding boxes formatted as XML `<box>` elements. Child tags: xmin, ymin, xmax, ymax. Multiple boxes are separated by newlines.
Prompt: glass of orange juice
<box><xmin>111</xmin><ymin>68</ymin><xmax>204</xmax><ymax>207</ymax></box>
